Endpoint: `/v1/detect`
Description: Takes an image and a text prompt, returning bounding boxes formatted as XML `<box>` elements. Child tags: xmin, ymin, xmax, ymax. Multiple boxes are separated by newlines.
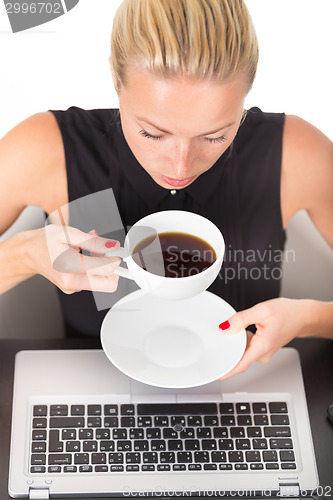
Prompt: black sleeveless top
<box><xmin>50</xmin><ymin>106</ymin><xmax>285</xmax><ymax>337</ymax></box>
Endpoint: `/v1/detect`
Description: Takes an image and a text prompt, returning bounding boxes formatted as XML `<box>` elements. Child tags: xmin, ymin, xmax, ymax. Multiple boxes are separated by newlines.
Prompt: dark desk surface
<box><xmin>1</xmin><ymin>337</ymin><xmax>332</xmax><ymax>499</ymax></box>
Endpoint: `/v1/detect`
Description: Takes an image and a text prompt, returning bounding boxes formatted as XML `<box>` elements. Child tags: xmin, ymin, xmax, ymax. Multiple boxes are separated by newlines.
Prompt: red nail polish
<box><xmin>105</xmin><ymin>241</ymin><xmax>117</xmax><ymax>249</ymax></box>
<box><xmin>219</xmin><ymin>320</ymin><xmax>230</xmax><ymax>330</ymax></box>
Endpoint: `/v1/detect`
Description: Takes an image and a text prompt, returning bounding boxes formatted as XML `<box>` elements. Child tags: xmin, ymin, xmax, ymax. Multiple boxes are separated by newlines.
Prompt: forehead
<box><xmin>119</xmin><ymin>66</ymin><xmax>248</xmax><ymax>135</ymax></box>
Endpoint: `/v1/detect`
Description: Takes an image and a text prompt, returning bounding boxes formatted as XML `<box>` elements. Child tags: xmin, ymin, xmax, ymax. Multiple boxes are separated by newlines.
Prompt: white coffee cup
<box><xmin>105</xmin><ymin>210</ymin><xmax>225</xmax><ymax>300</ymax></box>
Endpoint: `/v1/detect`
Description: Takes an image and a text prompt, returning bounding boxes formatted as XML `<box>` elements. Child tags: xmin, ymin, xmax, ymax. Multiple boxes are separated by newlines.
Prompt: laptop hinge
<box><xmin>279</xmin><ymin>483</ymin><xmax>300</xmax><ymax>497</ymax></box>
<box><xmin>29</xmin><ymin>488</ymin><xmax>50</xmax><ymax>499</ymax></box>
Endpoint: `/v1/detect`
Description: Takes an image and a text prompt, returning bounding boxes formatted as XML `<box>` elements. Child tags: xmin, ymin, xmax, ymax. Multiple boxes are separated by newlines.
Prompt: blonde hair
<box><xmin>110</xmin><ymin>0</ymin><xmax>258</xmax><ymax>90</ymax></box>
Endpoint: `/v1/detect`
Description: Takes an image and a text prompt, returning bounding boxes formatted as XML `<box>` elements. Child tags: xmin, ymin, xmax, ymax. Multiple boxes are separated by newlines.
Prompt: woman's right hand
<box><xmin>23</xmin><ymin>225</ymin><xmax>122</xmax><ymax>294</ymax></box>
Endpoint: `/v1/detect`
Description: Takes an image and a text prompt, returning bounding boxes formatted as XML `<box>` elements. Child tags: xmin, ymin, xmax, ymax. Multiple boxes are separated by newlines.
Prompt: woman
<box><xmin>0</xmin><ymin>0</ymin><xmax>332</xmax><ymax>378</ymax></box>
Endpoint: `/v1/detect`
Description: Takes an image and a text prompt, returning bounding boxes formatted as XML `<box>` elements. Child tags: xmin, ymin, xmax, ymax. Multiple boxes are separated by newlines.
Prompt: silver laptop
<box><xmin>9</xmin><ymin>347</ymin><xmax>318</xmax><ymax>498</ymax></box>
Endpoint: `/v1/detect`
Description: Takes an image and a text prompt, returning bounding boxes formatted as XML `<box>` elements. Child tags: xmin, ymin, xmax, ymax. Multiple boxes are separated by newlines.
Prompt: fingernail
<box><xmin>219</xmin><ymin>320</ymin><xmax>230</xmax><ymax>331</ymax></box>
<box><xmin>105</xmin><ymin>241</ymin><xmax>117</xmax><ymax>249</ymax></box>
<box><xmin>92</xmin><ymin>229</ymin><xmax>99</xmax><ymax>236</ymax></box>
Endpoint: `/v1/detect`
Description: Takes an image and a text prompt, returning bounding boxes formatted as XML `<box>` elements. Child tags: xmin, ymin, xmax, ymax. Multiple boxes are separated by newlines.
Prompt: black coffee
<box><xmin>132</xmin><ymin>232</ymin><xmax>216</xmax><ymax>278</ymax></box>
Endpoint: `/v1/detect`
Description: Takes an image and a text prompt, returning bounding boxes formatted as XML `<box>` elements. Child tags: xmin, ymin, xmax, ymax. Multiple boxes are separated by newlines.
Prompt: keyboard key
<box><xmin>117</xmin><ymin>440</ymin><xmax>132</xmax><ymax>451</ymax></box>
<box><xmin>71</xmin><ymin>405</ymin><xmax>84</xmax><ymax>416</ymax></box>
<box><xmin>151</xmin><ymin>440</ymin><xmax>166</xmax><ymax>451</ymax></box>
<box><xmin>266</xmin><ymin>463</ymin><xmax>279</xmax><ymax>470</ymax></box>
<box><xmin>252</xmin><ymin>403</ymin><xmax>267</xmax><ymax>414</ymax></box>
<box><xmin>247</xmin><ymin>427</ymin><xmax>262</xmax><ymax>438</ymax></box>
<box><xmin>263</xmin><ymin>451</ymin><xmax>278</xmax><ymax>462</ymax></box>
<box><xmin>31</xmin><ymin>442</ymin><xmax>46</xmax><ymax>453</ymax></box>
<box><xmin>74</xmin><ymin>453</ymin><xmax>89</xmax><ymax>464</ymax></box>
<box><xmin>32</xmin><ymin>430</ymin><xmax>46</xmax><ymax>441</ymax></box>
<box><xmin>236</xmin><ymin>403</ymin><xmax>250</xmax><ymax>414</ymax></box>
<box><xmin>83</xmin><ymin>440</ymin><xmax>97</xmax><ymax>452</ymax></box>
<box><xmin>269</xmin><ymin>402</ymin><xmax>288</xmax><ymax>413</ymax></box>
<box><xmin>280</xmin><ymin>450</ymin><xmax>295</xmax><ymax>461</ymax></box>
<box><xmin>185</xmin><ymin>439</ymin><xmax>200</xmax><ymax>450</ymax></box>
<box><xmin>137</xmin><ymin>416</ymin><xmax>152</xmax><ymax>427</ymax></box>
<box><xmin>220</xmin><ymin>416</ymin><xmax>235</xmax><ymax>426</ymax></box>
<box><xmin>88</xmin><ymin>405</ymin><xmax>101</xmax><ymax>416</ymax></box>
<box><xmin>48</xmin><ymin>454</ymin><xmax>71</xmax><ymax>465</ymax></box>
<box><xmin>104</xmin><ymin>417</ymin><xmax>119</xmax><ymax>428</ymax></box>
<box><xmin>146</xmin><ymin>428</ymin><xmax>161</xmax><ymax>439</ymax></box>
<box><xmin>219</xmin><ymin>464</ymin><xmax>232</xmax><ymax>470</ymax></box>
<box><xmin>142</xmin><ymin>465</ymin><xmax>155</xmax><ymax>471</ymax></box>
<box><xmin>143</xmin><ymin>452</ymin><xmax>158</xmax><ymax>463</ymax></box>
<box><xmin>95</xmin><ymin>465</ymin><xmax>108</xmax><ymax>472</ymax></box>
<box><xmin>33</xmin><ymin>418</ymin><xmax>47</xmax><ymax>429</ymax></box>
<box><xmin>49</xmin><ymin>430</ymin><xmax>63</xmax><ymax>453</ymax></box>
<box><xmin>253</xmin><ymin>439</ymin><xmax>268</xmax><ymax>449</ymax></box>
<box><xmin>211</xmin><ymin>451</ymin><xmax>226</xmax><ymax>462</ymax></box>
<box><xmin>218</xmin><ymin>439</ymin><xmax>233</xmax><ymax>450</ymax></box>
<box><xmin>88</xmin><ymin>417</ymin><xmax>101</xmax><ymax>427</ymax></box>
<box><xmin>62</xmin><ymin>429</ymin><xmax>76</xmax><ymax>440</ymax></box>
<box><xmin>254</xmin><ymin>415</ymin><xmax>268</xmax><ymax>425</ymax></box>
<box><xmin>126</xmin><ymin>464</ymin><xmax>140</xmax><ymax>472</ymax></box>
<box><xmin>134</xmin><ymin>440</ymin><xmax>149</xmax><ymax>451</ymax></box>
<box><xmin>213</xmin><ymin>427</ymin><xmax>228</xmax><ymax>438</ymax></box>
<box><xmin>121</xmin><ymin>404</ymin><xmax>135</xmax><ymax>416</ymax></box>
<box><xmin>79</xmin><ymin>465</ymin><xmax>92</xmax><ymax>472</ymax></box>
<box><xmin>160</xmin><ymin>452</ymin><xmax>175</xmax><ymax>463</ymax></box>
<box><xmin>171</xmin><ymin>416</ymin><xmax>186</xmax><ymax>426</ymax></box>
<box><xmin>188</xmin><ymin>464</ymin><xmax>202</xmax><ymax>471</ymax></box>
<box><xmin>238</xmin><ymin>415</ymin><xmax>252</xmax><ymax>426</ymax></box>
<box><xmin>163</xmin><ymin>428</ymin><xmax>178</xmax><ymax>439</ymax></box>
<box><xmin>219</xmin><ymin>403</ymin><xmax>234</xmax><ymax>414</ymax></box>
<box><xmin>50</xmin><ymin>417</ymin><xmax>84</xmax><ymax>428</ymax></box>
<box><xmin>158</xmin><ymin>464</ymin><xmax>171</xmax><ymax>471</ymax></box>
<box><xmin>204</xmin><ymin>415</ymin><xmax>219</xmax><ymax>426</ymax></box>
<box><xmin>104</xmin><ymin>405</ymin><xmax>118</xmax><ymax>416</ymax></box>
<box><xmin>235</xmin><ymin>463</ymin><xmax>248</xmax><ymax>470</ymax></box>
<box><xmin>264</xmin><ymin>426</ymin><xmax>291</xmax><ymax>437</ymax></box>
<box><xmin>230</xmin><ymin>427</ymin><xmax>245</xmax><ymax>438</ymax></box>
<box><xmin>194</xmin><ymin>451</ymin><xmax>210</xmax><ymax>463</ymax></box>
<box><xmin>173</xmin><ymin>464</ymin><xmax>186</xmax><ymax>471</ymax></box>
<box><xmin>66</xmin><ymin>441</ymin><xmax>81</xmax><ymax>452</ymax></box>
<box><xmin>96</xmin><ymin>429</ymin><xmax>110</xmax><ymax>440</ymax></box>
<box><xmin>48</xmin><ymin>465</ymin><xmax>61</xmax><ymax>473</ymax></box>
<box><xmin>79</xmin><ymin>429</ymin><xmax>93</xmax><ymax>440</ymax></box>
<box><xmin>31</xmin><ymin>466</ymin><xmax>46</xmax><ymax>473</ymax></box>
<box><xmin>154</xmin><ymin>416</ymin><xmax>169</xmax><ymax>427</ymax></box>
<box><xmin>202</xmin><ymin>439</ymin><xmax>217</xmax><ymax>450</ymax></box>
<box><xmin>109</xmin><ymin>453</ymin><xmax>124</xmax><ymax>464</ymax></box>
<box><xmin>271</xmin><ymin>414</ymin><xmax>289</xmax><ymax>425</ymax></box>
<box><xmin>245</xmin><ymin>451</ymin><xmax>261</xmax><ymax>462</ymax></box>
<box><xmin>31</xmin><ymin>454</ymin><xmax>46</xmax><ymax>465</ymax></box>
<box><xmin>196</xmin><ymin>427</ymin><xmax>211</xmax><ymax>438</ymax></box>
<box><xmin>33</xmin><ymin>405</ymin><xmax>47</xmax><ymax>417</ymax></box>
<box><xmin>236</xmin><ymin>439</ymin><xmax>250</xmax><ymax>450</ymax></box>
<box><xmin>113</xmin><ymin>429</ymin><xmax>127</xmax><ymax>440</ymax></box>
<box><xmin>250</xmin><ymin>463</ymin><xmax>264</xmax><ymax>470</ymax></box>
<box><xmin>50</xmin><ymin>405</ymin><xmax>68</xmax><ymax>416</ymax></box>
<box><xmin>281</xmin><ymin>463</ymin><xmax>296</xmax><ymax>469</ymax></box>
<box><xmin>177</xmin><ymin>452</ymin><xmax>193</xmax><ymax>463</ymax></box>
<box><xmin>99</xmin><ymin>441</ymin><xmax>115</xmax><ymax>452</ymax></box>
<box><xmin>188</xmin><ymin>416</ymin><xmax>202</xmax><ymax>426</ymax></box>
<box><xmin>168</xmin><ymin>440</ymin><xmax>183</xmax><ymax>451</ymax></box>
<box><xmin>228</xmin><ymin>451</ymin><xmax>243</xmax><ymax>462</ymax></box>
<box><xmin>64</xmin><ymin>466</ymin><xmax>77</xmax><ymax>473</ymax></box>
<box><xmin>180</xmin><ymin>428</ymin><xmax>195</xmax><ymax>439</ymax></box>
<box><xmin>121</xmin><ymin>417</ymin><xmax>135</xmax><ymax>427</ymax></box>
<box><xmin>111</xmin><ymin>465</ymin><xmax>124</xmax><ymax>472</ymax></box>
<box><xmin>129</xmin><ymin>428</ymin><xmax>144</xmax><ymax>440</ymax></box>
<box><xmin>269</xmin><ymin>438</ymin><xmax>293</xmax><ymax>449</ymax></box>
<box><xmin>126</xmin><ymin>452</ymin><xmax>141</xmax><ymax>464</ymax></box>
<box><xmin>92</xmin><ymin>453</ymin><xmax>106</xmax><ymax>464</ymax></box>
<box><xmin>204</xmin><ymin>464</ymin><xmax>217</xmax><ymax>470</ymax></box>
<box><xmin>137</xmin><ymin>403</ymin><xmax>217</xmax><ymax>415</ymax></box>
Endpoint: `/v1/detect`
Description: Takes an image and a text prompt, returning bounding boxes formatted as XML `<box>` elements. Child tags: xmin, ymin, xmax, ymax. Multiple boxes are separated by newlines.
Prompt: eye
<box><xmin>204</xmin><ymin>135</ymin><xmax>227</xmax><ymax>144</ymax></box>
<box><xmin>139</xmin><ymin>129</ymin><xmax>163</xmax><ymax>141</ymax></box>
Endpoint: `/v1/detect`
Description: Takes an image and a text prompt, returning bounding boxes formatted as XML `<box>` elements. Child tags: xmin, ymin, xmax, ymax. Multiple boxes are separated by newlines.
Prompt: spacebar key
<box><xmin>137</xmin><ymin>403</ymin><xmax>217</xmax><ymax>415</ymax></box>
<box><xmin>50</xmin><ymin>417</ymin><xmax>84</xmax><ymax>428</ymax></box>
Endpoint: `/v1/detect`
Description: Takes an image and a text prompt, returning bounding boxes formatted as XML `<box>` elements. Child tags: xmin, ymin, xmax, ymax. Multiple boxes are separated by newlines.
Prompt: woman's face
<box><xmin>117</xmin><ymin>66</ymin><xmax>248</xmax><ymax>189</ymax></box>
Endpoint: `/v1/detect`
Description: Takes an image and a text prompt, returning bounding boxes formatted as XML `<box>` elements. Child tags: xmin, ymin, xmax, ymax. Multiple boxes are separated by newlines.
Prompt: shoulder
<box><xmin>51</xmin><ymin>107</ymin><xmax>120</xmax><ymax>134</ymax></box>
<box><xmin>281</xmin><ymin>115</ymin><xmax>333</xmax><ymax>239</ymax></box>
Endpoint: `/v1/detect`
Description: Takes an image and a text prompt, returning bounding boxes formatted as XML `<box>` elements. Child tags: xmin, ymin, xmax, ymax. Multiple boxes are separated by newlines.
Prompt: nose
<box><xmin>171</xmin><ymin>142</ymin><xmax>193</xmax><ymax>178</ymax></box>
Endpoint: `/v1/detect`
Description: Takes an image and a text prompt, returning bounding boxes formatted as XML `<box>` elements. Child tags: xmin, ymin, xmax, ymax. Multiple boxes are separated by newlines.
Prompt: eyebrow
<box><xmin>136</xmin><ymin>117</ymin><xmax>235</xmax><ymax>136</ymax></box>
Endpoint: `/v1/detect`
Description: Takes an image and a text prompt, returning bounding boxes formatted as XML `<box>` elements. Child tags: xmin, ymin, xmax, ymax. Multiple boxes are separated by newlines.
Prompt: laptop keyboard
<box><xmin>30</xmin><ymin>401</ymin><xmax>297</xmax><ymax>474</ymax></box>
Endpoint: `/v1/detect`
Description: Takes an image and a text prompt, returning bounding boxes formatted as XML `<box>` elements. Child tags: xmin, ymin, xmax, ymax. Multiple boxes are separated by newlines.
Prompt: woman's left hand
<box><xmin>219</xmin><ymin>297</ymin><xmax>315</xmax><ymax>380</ymax></box>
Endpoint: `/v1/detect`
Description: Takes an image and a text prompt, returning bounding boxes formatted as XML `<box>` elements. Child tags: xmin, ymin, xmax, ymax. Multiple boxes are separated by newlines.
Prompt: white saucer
<box><xmin>101</xmin><ymin>290</ymin><xmax>246</xmax><ymax>389</ymax></box>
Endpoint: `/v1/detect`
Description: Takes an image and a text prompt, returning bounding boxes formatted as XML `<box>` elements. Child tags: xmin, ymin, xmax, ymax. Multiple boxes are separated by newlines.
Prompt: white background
<box><xmin>0</xmin><ymin>0</ymin><xmax>332</xmax><ymax>337</ymax></box>
<box><xmin>0</xmin><ymin>0</ymin><xmax>332</xmax><ymax>139</ymax></box>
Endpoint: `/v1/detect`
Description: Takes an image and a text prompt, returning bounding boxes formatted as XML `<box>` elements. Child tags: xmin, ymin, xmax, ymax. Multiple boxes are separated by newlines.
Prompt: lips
<box><xmin>161</xmin><ymin>176</ymin><xmax>196</xmax><ymax>188</ymax></box>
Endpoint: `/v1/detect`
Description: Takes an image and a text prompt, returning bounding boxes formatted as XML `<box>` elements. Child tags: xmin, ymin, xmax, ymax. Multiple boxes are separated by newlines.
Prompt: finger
<box><xmin>57</xmin><ymin>271</ymin><xmax>120</xmax><ymax>294</ymax></box>
<box><xmin>61</xmin><ymin>226</ymin><xmax>120</xmax><ymax>254</ymax></box>
<box><xmin>53</xmin><ymin>248</ymin><xmax>121</xmax><ymax>275</ymax></box>
<box><xmin>219</xmin><ymin>303</ymin><xmax>268</xmax><ymax>334</ymax></box>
